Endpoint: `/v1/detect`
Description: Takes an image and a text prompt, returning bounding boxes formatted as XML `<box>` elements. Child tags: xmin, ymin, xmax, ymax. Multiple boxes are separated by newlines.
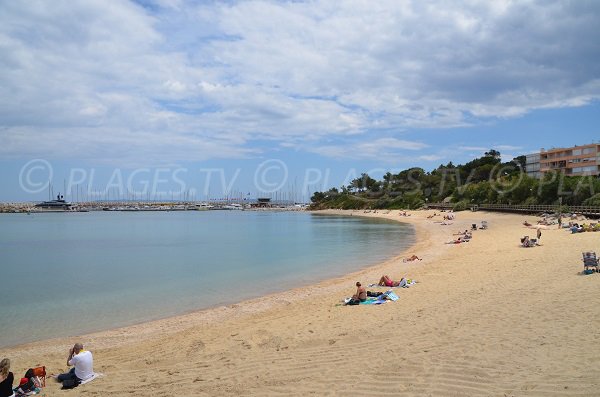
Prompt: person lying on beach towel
<box><xmin>446</xmin><ymin>237</ymin><xmax>470</xmax><ymax>244</ymax></box>
<box><xmin>403</xmin><ymin>255</ymin><xmax>422</xmax><ymax>262</ymax></box>
<box><xmin>378</xmin><ymin>275</ymin><xmax>408</xmax><ymax>287</ymax></box>
<box><xmin>368</xmin><ymin>278</ymin><xmax>415</xmax><ymax>288</ymax></box>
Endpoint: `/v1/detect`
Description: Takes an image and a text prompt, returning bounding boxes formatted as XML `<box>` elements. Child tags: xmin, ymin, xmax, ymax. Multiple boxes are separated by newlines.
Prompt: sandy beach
<box><xmin>1</xmin><ymin>209</ymin><xmax>599</xmax><ymax>396</ymax></box>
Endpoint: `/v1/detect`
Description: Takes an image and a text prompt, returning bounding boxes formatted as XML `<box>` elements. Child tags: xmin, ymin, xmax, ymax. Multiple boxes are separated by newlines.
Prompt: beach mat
<box><xmin>80</xmin><ymin>373</ymin><xmax>104</xmax><ymax>385</ymax></box>
<box><xmin>360</xmin><ymin>298</ymin><xmax>386</xmax><ymax>305</ymax></box>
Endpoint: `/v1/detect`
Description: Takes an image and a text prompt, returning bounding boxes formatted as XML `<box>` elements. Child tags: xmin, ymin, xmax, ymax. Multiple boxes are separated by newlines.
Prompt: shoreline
<box><xmin>2</xmin><ymin>209</ymin><xmax>599</xmax><ymax>396</ymax></box>
<box><xmin>0</xmin><ymin>210</ymin><xmax>418</xmax><ymax>353</ymax></box>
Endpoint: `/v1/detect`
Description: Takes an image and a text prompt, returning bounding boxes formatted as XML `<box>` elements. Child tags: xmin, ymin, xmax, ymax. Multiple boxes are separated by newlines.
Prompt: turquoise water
<box><xmin>0</xmin><ymin>211</ymin><xmax>414</xmax><ymax>347</ymax></box>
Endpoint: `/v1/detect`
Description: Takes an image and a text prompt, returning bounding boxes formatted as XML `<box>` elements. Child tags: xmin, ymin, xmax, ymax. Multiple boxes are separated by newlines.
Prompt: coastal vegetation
<box><xmin>310</xmin><ymin>150</ymin><xmax>600</xmax><ymax>210</ymax></box>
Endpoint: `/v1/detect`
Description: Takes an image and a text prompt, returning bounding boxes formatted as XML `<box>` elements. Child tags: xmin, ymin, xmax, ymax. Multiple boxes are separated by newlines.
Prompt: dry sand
<box><xmin>1</xmin><ymin>210</ymin><xmax>599</xmax><ymax>396</ymax></box>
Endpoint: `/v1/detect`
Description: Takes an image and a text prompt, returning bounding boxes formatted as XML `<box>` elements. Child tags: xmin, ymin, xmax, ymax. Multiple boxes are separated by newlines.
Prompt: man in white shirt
<box><xmin>57</xmin><ymin>342</ymin><xmax>94</xmax><ymax>386</ymax></box>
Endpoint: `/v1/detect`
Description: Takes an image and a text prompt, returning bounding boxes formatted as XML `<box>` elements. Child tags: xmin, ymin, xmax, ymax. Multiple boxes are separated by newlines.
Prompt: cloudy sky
<box><xmin>1</xmin><ymin>0</ymin><xmax>599</xmax><ymax>201</ymax></box>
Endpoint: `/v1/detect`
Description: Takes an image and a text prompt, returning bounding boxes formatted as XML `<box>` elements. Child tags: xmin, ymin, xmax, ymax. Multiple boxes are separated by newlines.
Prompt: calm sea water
<box><xmin>0</xmin><ymin>211</ymin><xmax>414</xmax><ymax>347</ymax></box>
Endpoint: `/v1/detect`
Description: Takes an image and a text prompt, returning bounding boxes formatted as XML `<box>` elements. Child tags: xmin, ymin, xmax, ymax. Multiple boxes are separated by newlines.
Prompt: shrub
<box><xmin>583</xmin><ymin>193</ymin><xmax>600</xmax><ymax>206</ymax></box>
<box><xmin>452</xmin><ymin>200</ymin><xmax>469</xmax><ymax>211</ymax></box>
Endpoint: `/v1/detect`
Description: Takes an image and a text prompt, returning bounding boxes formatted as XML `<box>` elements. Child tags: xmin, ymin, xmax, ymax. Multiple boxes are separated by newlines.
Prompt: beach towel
<box><xmin>383</xmin><ymin>291</ymin><xmax>399</xmax><ymax>301</ymax></box>
<box><xmin>14</xmin><ymin>389</ymin><xmax>41</xmax><ymax>396</ymax></box>
<box><xmin>80</xmin><ymin>373</ymin><xmax>103</xmax><ymax>385</ymax></box>
<box><xmin>360</xmin><ymin>297</ymin><xmax>386</xmax><ymax>305</ymax></box>
<box><xmin>342</xmin><ymin>297</ymin><xmax>387</xmax><ymax>305</ymax></box>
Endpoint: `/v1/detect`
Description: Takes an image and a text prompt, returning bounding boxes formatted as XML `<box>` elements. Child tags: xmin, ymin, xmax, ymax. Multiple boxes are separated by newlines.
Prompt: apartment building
<box><xmin>524</xmin><ymin>144</ymin><xmax>600</xmax><ymax>178</ymax></box>
<box><xmin>525</xmin><ymin>152</ymin><xmax>541</xmax><ymax>179</ymax></box>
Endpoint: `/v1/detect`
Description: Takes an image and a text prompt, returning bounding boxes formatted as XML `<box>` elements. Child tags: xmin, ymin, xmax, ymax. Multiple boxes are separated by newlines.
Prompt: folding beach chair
<box><xmin>582</xmin><ymin>252</ymin><xmax>599</xmax><ymax>273</ymax></box>
<box><xmin>480</xmin><ymin>221</ymin><xmax>488</xmax><ymax>230</ymax></box>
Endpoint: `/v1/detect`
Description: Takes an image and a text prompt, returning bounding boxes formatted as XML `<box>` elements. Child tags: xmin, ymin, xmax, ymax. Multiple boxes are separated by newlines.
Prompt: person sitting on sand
<box><xmin>378</xmin><ymin>275</ymin><xmax>406</xmax><ymax>287</ymax></box>
<box><xmin>56</xmin><ymin>342</ymin><xmax>94</xmax><ymax>386</ymax></box>
<box><xmin>345</xmin><ymin>282</ymin><xmax>367</xmax><ymax>305</ymax></box>
<box><xmin>520</xmin><ymin>236</ymin><xmax>537</xmax><ymax>247</ymax></box>
<box><xmin>352</xmin><ymin>282</ymin><xmax>366</xmax><ymax>302</ymax></box>
<box><xmin>403</xmin><ymin>255</ymin><xmax>422</xmax><ymax>262</ymax></box>
<box><xmin>523</xmin><ymin>220</ymin><xmax>532</xmax><ymax>227</ymax></box>
<box><xmin>0</xmin><ymin>358</ymin><xmax>14</xmax><ymax>397</ymax></box>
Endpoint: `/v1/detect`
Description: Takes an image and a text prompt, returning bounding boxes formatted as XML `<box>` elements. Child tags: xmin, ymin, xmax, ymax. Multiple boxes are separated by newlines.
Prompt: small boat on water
<box><xmin>195</xmin><ymin>203</ymin><xmax>215</xmax><ymax>210</ymax></box>
<box><xmin>222</xmin><ymin>203</ymin><xmax>244</xmax><ymax>210</ymax></box>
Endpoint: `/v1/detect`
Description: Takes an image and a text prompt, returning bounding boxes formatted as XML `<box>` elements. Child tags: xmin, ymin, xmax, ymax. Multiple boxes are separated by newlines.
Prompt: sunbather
<box><xmin>403</xmin><ymin>255</ymin><xmax>422</xmax><ymax>262</ymax></box>
<box><xmin>352</xmin><ymin>282</ymin><xmax>366</xmax><ymax>302</ymax></box>
<box><xmin>446</xmin><ymin>236</ymin><xmax>469</xmax><ymax>244</ymax></box>
<box><xmin>378</xmin><ymin>275</ymin><xmax>406</xmax><ymax>287</ymax></box>
<box><xmin>345</xmin><ymin>282</ymin><xmax>367</xmax><ymax>305</ymax></box>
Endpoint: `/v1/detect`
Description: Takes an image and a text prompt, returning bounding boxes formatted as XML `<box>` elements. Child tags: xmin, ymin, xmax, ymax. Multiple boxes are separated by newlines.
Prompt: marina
<box><xmin>1</xmin><ymin>197</ymin><xmax>308</xmax><ymax>213</ymax></box>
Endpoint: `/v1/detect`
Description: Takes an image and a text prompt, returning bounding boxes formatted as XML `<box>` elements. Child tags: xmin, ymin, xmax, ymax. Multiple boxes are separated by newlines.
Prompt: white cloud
<box><xmin>0</xmin><ymin>0</ymin><xmax>598</xmax><ymax>165</ymax></box>
<box><xmin>306</xmin><ymin>138</ymin><xmax>428</xmax><ymax>162</ymax></box>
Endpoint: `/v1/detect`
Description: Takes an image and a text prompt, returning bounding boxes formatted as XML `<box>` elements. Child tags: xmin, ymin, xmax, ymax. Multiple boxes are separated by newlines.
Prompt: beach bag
<box><xmin>15</xmin><ymin>377</ymin><xmax>36</xmax><ymax>394</ymax></box>
<box><xmin>24</xmin><ymin>366</ymin><xmax>46</xmax><ymax>387</ymax></box>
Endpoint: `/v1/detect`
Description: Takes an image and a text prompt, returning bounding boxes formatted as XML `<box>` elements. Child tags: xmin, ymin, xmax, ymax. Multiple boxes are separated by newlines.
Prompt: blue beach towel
<box><xmin>360</xmin><ymin>297</ymin><xmax>386</xmax><ymax>305</ymax></box>
<box><xmin>383</xmin><ymin>291</ymin><xmax>399</xmax><ymax>301</ymax></box>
